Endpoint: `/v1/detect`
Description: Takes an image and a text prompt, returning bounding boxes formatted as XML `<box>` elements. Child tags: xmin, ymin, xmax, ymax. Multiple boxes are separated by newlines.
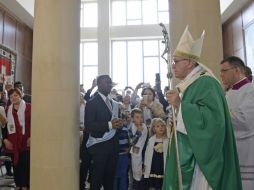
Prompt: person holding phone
<box><xmin>155</xmin><ymin>73</ymin><xmax>170</xmax><ymax>113</ymax></box>
<box><xmin>138</xmin><ymin>87</ymin><xmax>165</xmax><ymax>127</ymax></box>
<box><xmin>130</xmin><ymin>82</ymin><xmax>144</xmax><ymax>107</ymax></box>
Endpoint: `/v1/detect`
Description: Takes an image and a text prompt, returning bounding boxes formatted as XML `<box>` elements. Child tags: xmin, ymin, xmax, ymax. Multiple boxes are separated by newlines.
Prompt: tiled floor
<box><xmin>0</xmin><ymin>165</ymin><xmax>15</xmax><ymax>190</ymax></box>
<box><xmin>0</xmin><ymin>178</ymin><xmax>15</xmax><ymax>190</ymax></box>
<box><xmin>0</xmin><ymin>166</ymin><xmax>134</xmax><ymax>190</ymax></box>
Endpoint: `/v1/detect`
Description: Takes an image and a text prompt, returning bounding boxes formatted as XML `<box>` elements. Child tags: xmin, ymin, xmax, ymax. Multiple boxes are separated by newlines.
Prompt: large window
<box><xmin>111</xmin><ymin>0</ymin><xmax>169</xmax><ymax>26</ymax></box>
<box><xmin>80</xmin><ymin>42</ymin><xmax>98</xmax><ymax>89</ymax></box>
<box><xmin>80</xmin><ymin>0</ymin><xmax>98</xmax><ymax>27</ymax></box>
<box><xmin>111</xmin><ymin>39</ymin><xmax>168</xmax><ymax>89</ymax></box>
<box><xmin>80</xmin><ymin>1</ymin><xmax>170</xmax><ymax>90</ymax></box>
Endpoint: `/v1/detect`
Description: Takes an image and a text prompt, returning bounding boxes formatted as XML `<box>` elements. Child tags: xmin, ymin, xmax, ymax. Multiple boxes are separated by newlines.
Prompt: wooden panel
<box><xmin>15</xmin><ymin>24</ymin><xmax>33</xmax><ymax>59</ymax></box>
<box><xmin>231</xmin><ymin>14</ymin><xmax>244</xmax><ymax>51</ymax></box>
<box><xmin>24</xmin><ymin>26</ymin><xmax>33</xmax><ymax>59</ymax></box>
<box><xmin>0</xmin><ymin>4</ymin><xmax>33</xmax><ymax>93</ymax></box>
<box><xmin>222</xmin><ymin>22</ymin><xmax>234</xmax><ymax>58</ymax></box>
<box><xmin>234</xmin><ymin>48</ymin><xmax>245</xmax><ymax>62</ymax></box>
<box><xmin>24</xmin><ymin>59</ymin><xmax>32</xmax><ymax>94</ymax></box>
<box><xmin>15</xmin><ymin>55</ymin><xmax>32</xmax><ymax>93</ymax></box>
<box><xmin>0</xmin><ymin>8</ymin><xmax>4</xmax><ymax>44</ymax></box>
<box><xmin>3</xmin><ymin>13</ymin><xmax>16</xmax><ymax>50</ymax></box>
<box><xmin>14</xmin><ymin>55</ymin><xmax>23</xmax><ymax>82</ymax></box>
<box><xmin>222</xmin><ymin>0</ymin><xmax>254</xmax><ymax>65</ymax></box>
<box><xmin>242</xmin><ymin>1</ymin><xmax>254</xmax><ymax>28</ymax></box>
<box><xmin>16</xmin><ymin>22</ymin><xmax>25</xmax><ymax>55</ymax></box>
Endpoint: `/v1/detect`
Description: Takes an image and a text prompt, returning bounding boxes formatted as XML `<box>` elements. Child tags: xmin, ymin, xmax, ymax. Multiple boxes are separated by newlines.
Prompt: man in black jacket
<box><xmin>85</xmin><ymin>75</ymin><xmax>122</xmax><ymax>190</ymax></box>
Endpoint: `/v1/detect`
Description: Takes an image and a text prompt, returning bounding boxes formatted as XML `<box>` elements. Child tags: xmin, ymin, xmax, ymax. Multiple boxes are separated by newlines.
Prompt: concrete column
<box><xmin>30</xmin><ymin>0</ymin><xmax>80</xmax><ymax>189</ymax></box>
<box><xmin>169</xmin><ymin>0</ymin><xmax>223</xmax><ymax>77</ymax></box>
<box><xmin>98</xmin><ymin>0</ymin><xmax>110</xmax><ymax>75</ymax></box>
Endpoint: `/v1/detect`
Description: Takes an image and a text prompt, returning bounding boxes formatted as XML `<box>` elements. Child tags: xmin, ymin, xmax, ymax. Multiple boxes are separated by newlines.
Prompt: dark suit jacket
<box><xmin>23</xmin><ymin>94</ymin><xmax>31</xmax><ymax>103</ymax></box>
<box><xmin>85</xmin><ymin>94</ymin><xmax>112</xmax><ymax>138</ymax></box>
<box><xmin>85</xmin><ymin>94</ymin><xmax>119</xmax><ymax>156</ymax></box>
<box><xmin>84</xmin><ymin>90</ymin><xmax>98</xmax><ymax>101</ymax></box>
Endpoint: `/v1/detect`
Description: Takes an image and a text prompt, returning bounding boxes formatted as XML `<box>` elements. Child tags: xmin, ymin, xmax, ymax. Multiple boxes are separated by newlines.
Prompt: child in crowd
<box><xmin>144</xmin><ymin>118</ymin><xmax>169</xmax><ymax>190</ymax></box>
<box><xmin>129</xmin><ymin>108</ymin><xmax>148</xmax><ymax>190</ymax></box>
<box><xmin>114</xmin><ymin>111</ymin><xmax>131</xmax><ymax>190</ymax></box>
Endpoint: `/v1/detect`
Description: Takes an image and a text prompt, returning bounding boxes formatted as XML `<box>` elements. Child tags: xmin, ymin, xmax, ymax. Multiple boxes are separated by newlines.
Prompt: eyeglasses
<box><xmin>172</xmin><ymin>59</ymin><xmax>189</xmax><ymax>65</ymax></box>
<box><xmin>220</xmin><ymin>67</ymin><xmax>235</xmax><ymax>73</ymax></box>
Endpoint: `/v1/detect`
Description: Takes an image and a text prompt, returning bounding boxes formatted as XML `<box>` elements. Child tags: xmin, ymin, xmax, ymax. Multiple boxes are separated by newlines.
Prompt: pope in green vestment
<box><xmin>162</xmin><ymin>26</ymin><xmax>242</xmax><ymax>190</ymax></box>
<box><xmin>163</xmin><ymin>75</ymin><xmax>242</xmax><ymax>190</ymax></box>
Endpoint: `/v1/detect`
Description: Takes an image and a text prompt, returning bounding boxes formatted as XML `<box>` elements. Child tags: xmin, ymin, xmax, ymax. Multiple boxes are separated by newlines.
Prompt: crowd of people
<box><xmin>0</xmin><ymin>27</ymin><xmax>253</xmax><ymax>190</ymax></box>
<box><xmin>79</xmin><ymin>27</ymin><xmax>254</xmax><ymax>190</ymax></box>
<box><xmin>79</xmin><ymin>75</ymin><xmax>170</xmax><ymax>190</ymax></box>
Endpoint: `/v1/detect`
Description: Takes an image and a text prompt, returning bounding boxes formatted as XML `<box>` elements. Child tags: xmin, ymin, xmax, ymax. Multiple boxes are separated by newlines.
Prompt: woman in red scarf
<box><xmin>2</xmin><ymin>88</ymin><xmax>31</xmax><ymax>190</ymax></box>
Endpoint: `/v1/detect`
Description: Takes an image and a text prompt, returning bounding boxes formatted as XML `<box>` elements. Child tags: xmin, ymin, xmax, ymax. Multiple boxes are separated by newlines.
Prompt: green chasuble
<box><xmin>163</xmin><ymin>76</ymin><xmax>242</xmax><ymax>190</ymax></box>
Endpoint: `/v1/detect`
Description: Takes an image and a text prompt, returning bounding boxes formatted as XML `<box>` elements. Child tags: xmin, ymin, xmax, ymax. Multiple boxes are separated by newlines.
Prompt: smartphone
<box><xmin>155</xmin><ymin>73</ymin><xmax>160</xmax><ymax>81</ymax></box>
<box><xmin>155</xmin><ymin>73</ymin><xmax>161</xmax><ymax>91</ymax></box>
<box><xmin>143</xmin><ymin>83</ymin><xmax>150</xmax><ymax>88</ymax></box>
<box><xmin>143</xmin><ymin>94</ymin><xmax>148</xmax><ymax>105</ymax></box>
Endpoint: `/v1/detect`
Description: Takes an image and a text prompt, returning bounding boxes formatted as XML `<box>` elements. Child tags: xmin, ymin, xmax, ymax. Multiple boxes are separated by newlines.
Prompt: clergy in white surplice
<box><xmin>220</xmin><ymin>56</ymin><xmax>254</xmax><ymax>190</ymax></box>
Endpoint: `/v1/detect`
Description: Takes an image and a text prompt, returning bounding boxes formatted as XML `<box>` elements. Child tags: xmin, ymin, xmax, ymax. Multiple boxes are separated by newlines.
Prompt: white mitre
<box><xmin>173</xmin><ymin>26</ymin><xmax>216</xmax><ymax>78</ymax></box>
